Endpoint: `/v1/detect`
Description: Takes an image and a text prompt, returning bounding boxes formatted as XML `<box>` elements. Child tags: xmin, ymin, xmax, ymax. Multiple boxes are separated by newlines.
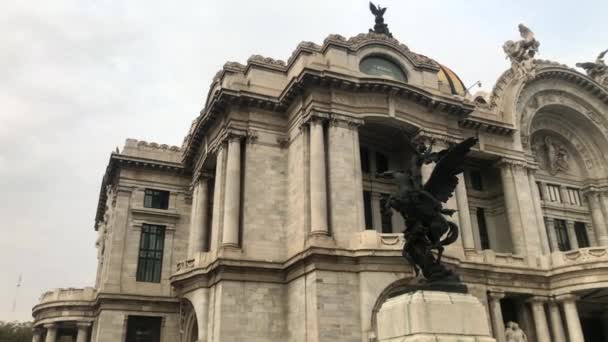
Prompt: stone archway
<box><xmin>181</xmin><ymin>300</ymin><xmax>199</xmax><ymax>342</ymax></box>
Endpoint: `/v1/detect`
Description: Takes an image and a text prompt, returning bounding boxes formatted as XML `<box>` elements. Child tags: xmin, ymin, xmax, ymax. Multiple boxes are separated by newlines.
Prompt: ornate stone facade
<box><xmin>32</xmin><ymin>27</ymin><xmax>608</xmax><ymax>342</ymax></box>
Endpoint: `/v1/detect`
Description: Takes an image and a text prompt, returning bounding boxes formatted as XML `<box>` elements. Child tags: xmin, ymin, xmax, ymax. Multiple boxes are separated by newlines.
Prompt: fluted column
<box><xmin>528</xmin><ymin>170</ymin><xmax>550</xmax><ymax>254</ymax></box>
<box><xmin>222</xmin><ymin>136</ymin><xmax>242</xmax><ymax>247</ymax></box>
<box><xmin>558</xmin><ymin>294</ymin><xmax>584</xmax><ymax>342</ymax></box>
<box><xmin>188</xmin><ymin>175</ymin><xmax>211</xmax><ymax>255</ymax></box>
<box><xmin>499</xmin><ymin>162</ymin><xmax>525</xmax><ymax>255</ymax></box>
<box><xmin>547</xmin><ymin>301</ymin><xmax>567</xmax><ymax>342</ymax></box>
<box><xmin>528</xmin><ymin>297</ymin><xmax>551</xmax><ymax>342</ymax></box>
<box><xmin>76</xmin><ymin>323</ymin><xmax>90</xmax><ymax>342</ymax></box>
<box><xmin>587</xmin><ymin>192</ymin><xmax>608</xmax><ymax>246</ymax></box>
<box><xmin>566</xmin><ymin>221</ymin><xmax>578</xmax><ymax>250</ymax></box>
<box><xmin>488</xmin><ymin>292</ymin><xmax>506</xmax><ymax>342</ymax></box>
<box><xmin>43</xmin><ymin>323</ymin><xmax>57</xmax><ymax>342</ymax></box>
<box><xmin>309</xmin><ymin>118</ymin><xmax>329</xmax><ymax>235</ymax></box>
<box><xmin>544</xmin><ymin>218</ymin><xmax>559</xmax><ymax>252</ymax></box>
<box><xmin>456</xmin><ymin>174</ymin><xmax>475</xmax><ymax>250</ymax></box>
<box><xmin>32</xmin><ymin>328</ymin><xmax>42</xmax><ymax>342</ymax></box>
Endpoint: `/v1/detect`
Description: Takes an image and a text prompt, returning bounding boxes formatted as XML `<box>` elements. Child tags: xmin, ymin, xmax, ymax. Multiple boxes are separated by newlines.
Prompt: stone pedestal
<box><xmin>377</xmin><ymin>291</ymin><xmax>496</xmax><ymax>342</ymax></box>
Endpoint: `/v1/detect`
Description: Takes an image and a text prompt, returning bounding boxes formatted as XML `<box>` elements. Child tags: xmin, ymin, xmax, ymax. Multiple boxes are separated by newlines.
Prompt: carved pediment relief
<box><xmin>532</xmin><ymin>134</ymin><xmax>570</xmax><ymax>175</ymax></box>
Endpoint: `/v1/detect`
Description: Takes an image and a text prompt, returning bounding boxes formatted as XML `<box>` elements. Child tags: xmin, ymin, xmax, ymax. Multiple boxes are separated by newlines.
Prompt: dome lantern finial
<box><xmin>369</xmin><ymin>2</ymin><xmax>392</xmax><ymax>38</ymax></box>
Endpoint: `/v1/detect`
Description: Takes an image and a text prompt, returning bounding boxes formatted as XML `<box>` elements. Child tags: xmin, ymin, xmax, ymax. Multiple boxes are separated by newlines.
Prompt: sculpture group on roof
<box><xmin>577</xmin><ymin>49</ymin><xmax>608</xmax><ymax>87</ymax></box>
<box><xmin>503</xmin><ymin>24</ymin><xmax>540</xmax><ymax>79</ymax></box>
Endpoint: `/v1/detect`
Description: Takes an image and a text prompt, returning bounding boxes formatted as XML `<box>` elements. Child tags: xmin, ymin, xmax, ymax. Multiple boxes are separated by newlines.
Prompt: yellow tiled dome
<box><xmin>437</xmin><ymin>64</ymin><xmax>466</xmax><ymax>96</ymax></box>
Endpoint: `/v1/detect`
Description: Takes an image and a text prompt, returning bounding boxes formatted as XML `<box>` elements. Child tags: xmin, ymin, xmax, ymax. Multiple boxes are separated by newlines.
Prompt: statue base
<box><xmin>377</xmin><ymin>291</ymin><xmax>496</xmax><ymax>342</ymax></box>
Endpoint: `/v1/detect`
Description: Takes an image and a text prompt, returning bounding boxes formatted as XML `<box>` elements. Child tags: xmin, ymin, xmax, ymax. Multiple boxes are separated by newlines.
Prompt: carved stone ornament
<box><xmin>503</xmin><ymin>24</ymin><xmax>540</xmax><ymax>80</ymax></box>
<box><xmin>576</xmin><ymin>49</ymin><xmax>608</xmax><ymax>87</ymax></box>
<box><xmin>532</xmin><ymin>134</ymin><xmax>570</xmax><ymax>175</ymax></box>
<box><xmin>505</xmin><ymin>321</ymin><xmax>527</xmax><ymax>342</ymax></box>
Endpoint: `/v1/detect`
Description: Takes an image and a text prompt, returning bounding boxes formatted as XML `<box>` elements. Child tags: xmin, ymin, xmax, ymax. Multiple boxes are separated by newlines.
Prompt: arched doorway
<box><xmin>181</xmin><ymin>300</ymin><xmax>198</xmax><ymax>342</ymax></box>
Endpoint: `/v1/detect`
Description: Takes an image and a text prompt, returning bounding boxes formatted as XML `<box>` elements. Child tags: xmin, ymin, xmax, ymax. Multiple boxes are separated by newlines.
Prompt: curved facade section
<box><xmin>32</xmin><ymin>29</ymin><xmax>608</xmax><ymax>342</ymax></box>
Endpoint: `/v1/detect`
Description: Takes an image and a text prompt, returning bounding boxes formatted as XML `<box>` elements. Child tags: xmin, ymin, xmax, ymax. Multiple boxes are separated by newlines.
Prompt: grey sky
<box><xmin>1</xmin><ymin>0</ymin><xmax>606</xmax><ymax>322</ymax></box>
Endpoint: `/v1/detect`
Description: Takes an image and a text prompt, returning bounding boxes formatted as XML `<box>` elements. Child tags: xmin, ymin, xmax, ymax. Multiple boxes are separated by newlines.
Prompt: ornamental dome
<box><xmin>437</xmin><ymin>64</ymin><xmax>466</xmax><ymax>96</ymax></box>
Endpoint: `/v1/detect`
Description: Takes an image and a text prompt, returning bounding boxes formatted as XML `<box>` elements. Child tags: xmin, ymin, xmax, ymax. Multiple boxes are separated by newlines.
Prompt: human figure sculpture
<box><xmin>576</xmin><ymin>49</ymin><xmax>608</xmax><ymax>86</ymax></box>
<box><xmin>503</xmin><ymin>24</ymin><xmax>540</xmax><ymax>78</ymax></box>
<box><xmin>378</xmin><ymin>136</ymin><xmax>477</xmax><ymax>282</ymax></box>
<box><xmin>368</xmin><ymin>2</ymin><xmax>392</xmax><ymax>37</ymax></box>
<box><xmin>505</xmin><ymin>321</ymin><xmax>527</xmax><ymax>342</ymax></box>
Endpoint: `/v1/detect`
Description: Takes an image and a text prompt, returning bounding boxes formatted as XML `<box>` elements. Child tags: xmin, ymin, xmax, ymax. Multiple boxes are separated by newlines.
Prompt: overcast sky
<box><xmin>1</xmin><ymin>0</ymin><xmax>607</xmax><ymax>322</ymax></box>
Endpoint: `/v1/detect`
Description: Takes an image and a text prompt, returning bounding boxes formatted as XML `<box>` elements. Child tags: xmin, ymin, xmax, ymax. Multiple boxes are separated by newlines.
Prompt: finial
<box><xmin>369</xmin><ymin>2</ymin><xmax>392</xmax><ymax>37</ymax></box>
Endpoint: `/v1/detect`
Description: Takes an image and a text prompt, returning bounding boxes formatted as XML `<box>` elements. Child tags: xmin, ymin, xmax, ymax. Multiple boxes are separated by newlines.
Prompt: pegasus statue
<box><xmin>576</xmin><ymin>49</ymin><xmax>608</xmax><ymax>87</ymax></box>
<box><xmin>378</xmin><ymin>137</ymin><xmax>478</xmax><ymax>282</ymax></box>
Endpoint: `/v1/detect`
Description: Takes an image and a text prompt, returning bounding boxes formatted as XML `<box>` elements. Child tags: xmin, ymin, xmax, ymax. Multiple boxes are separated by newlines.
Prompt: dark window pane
<box><xmin>144</xmin><ymin>189</ymin><xmax>170</xmax><ymax>209</ymax></box>
<box><xmin>554</xmin><ymin>219</ymin><xmax>570</xmax><ymax>251</ymax></box>
<box><xmin>363</xmin><ymin>191</ymin><xmax>373</xmax><ymax>230</ymax></box>
<box><xmin>476</xmin><ymin>208</ymin><xmax>490</xmax><ymax>250</ymax></box>
<box><xmin>575</xmin><ymin>222</ymin><xmax>590</xmax><ymax>248</ymax></box>
<box><xmin>136</xmin><ymin>224</ymin><xmax>165</xmax><ymax>283</ymax></box>
<box><xmin>470</xmin><ymin>170</ymin><xmax>483</xmax><ymax>191</ymax></box>
<box><xmin>126</xmin><ymin>316</ymin><xmax>162</xmax><ymax>342</ymax></box>
<box><xmin>360</xmin><ymin>147</ymin><xmax>370</xmax><ymax>174</ymax></box>
<box><xmin>380</xmin><ymin>194</ymin><xmax>392</xmax><ymax>233</ymax></box>
<box><xmin>536</xmin><ymin>182</ymin><xmax>543</xmax><ymax>200</ymax></box>
<box><xmin>376</xmin><ymin>152</ymin><xmax>389</xmax><ymax>174</ymax></box>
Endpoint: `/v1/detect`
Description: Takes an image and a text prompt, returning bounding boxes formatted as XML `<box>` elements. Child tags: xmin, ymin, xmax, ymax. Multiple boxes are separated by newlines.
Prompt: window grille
<box><xmin>144</xmin><ymin>189</ymin><xmax>170</xmax><ymax>209</ymax></box>
<box><xmin>136</xmin><ymin>224</ymin><xmax>165</xmax><ymax>283</ymax></box>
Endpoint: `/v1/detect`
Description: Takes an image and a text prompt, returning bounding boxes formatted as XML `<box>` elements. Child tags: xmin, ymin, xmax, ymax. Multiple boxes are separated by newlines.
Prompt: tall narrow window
<box><xmin>360</xmin><ymin>147</ymin><xmax>370</xmax><ymax>174</ymax></box>
<box><xmin>476</xmin><ymin>208</ymin><xmax>490</xmax><ymax>249</ymax></box>
<box><xmin>380</xmin><ymin>194</ymin><xmax>393</xmax><ymax>233</ymax></box>
<box><xmin>144</xmin><ymin>189</ymin><xmax>170</xmax><ymax>209</ymax></box>
<box><xmin>363</xmin><ymin>191</ymin><xmax>373</xmax><ymax>230</ymax></box>
<box><xmin>546</xmin><ymin>184</ymin><xmax>562</xmax><ymax>203</ymax></box>
<box><xmin>567</xmin><ymin>188</ymin><xmax>582</xmax><ymax>206</ymax></box>
<box><xmin>136</xmin><ymin>224</ymin><xmax>165</xmax><ymax>283</ymax></box>
<box><xmin>470</xmin><ymin>170</ymin><xmax>483</xmax><ymax>191</ymax></box>
<box><xmin>536</xmin><ymin>182</ymin><xmax>543</xmax><ymax>200</ymax></box>
<box><xmin>376</xmin><ymin>152</ymin><xmax>389</xmax><ymax>174</ymax></box>
<box><xmin>575</xmin><ymin>222</ymin><xmax>590</xmax><ymax>248</ymax></box>
<box><xmin>554</xmin><ymin>219</ymin><xmax>570</xmax><ymax>251</ymax></box>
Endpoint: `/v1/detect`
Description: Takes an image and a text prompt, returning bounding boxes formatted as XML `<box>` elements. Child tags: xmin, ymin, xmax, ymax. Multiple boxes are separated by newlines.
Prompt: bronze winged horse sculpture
<box><xmin>378</xmin><ymin>137</ymin><xmax>477</xmax><ymax>282</ymax></box>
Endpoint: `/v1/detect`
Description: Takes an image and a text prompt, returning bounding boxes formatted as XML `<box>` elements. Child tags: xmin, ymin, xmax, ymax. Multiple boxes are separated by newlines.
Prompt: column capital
<box><xmin>76</xmin><ymin>322</ymin><xmax>92</xmax><ymax>328</ymax></box>
<box><xmin>555</xmin><ymin>293</ymin><xmax>579</xmax><ymax>302</ymax></box>
<box><xmin>301</xmin><ymin>111</ymin><xmax>330</xmax><ymax>127</ymax></box>
<box><xmin>526</xmin><ymin>295</ymin><xmax>549</xmax><ymax>304</ymax></box>
<box><xmin>488</xmin><ymin>291</ymin><xmax>506</xmax><ymax>300</ymax></box>
<box><xmin>493</xmin><ymin>157</ymin><xmax>529</xmax><ymax>170</ymax></box>
<box><xmin>43</xmin><ymin>323</ymin><xmax>57</xmax><ymax>329</ymax></box>
<box><xmin>328</xmin><ymin>113</ymin><xmax>364</xmax><ymax>128</ymax></box>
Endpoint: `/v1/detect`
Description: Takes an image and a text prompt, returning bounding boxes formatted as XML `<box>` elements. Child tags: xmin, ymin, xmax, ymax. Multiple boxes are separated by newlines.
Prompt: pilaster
<box><xmin>487</xmin><ymin>291</ymin><xmax>506</xmax><ymax>342</ymax></box>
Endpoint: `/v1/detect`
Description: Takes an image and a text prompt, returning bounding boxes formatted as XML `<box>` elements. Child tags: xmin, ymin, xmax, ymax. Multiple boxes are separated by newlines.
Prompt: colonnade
<box><xmin>32</xmin><ymin>322</ymin><xmax>90</xmax><ymax>342</ymax></box>
<box><xmin>488</xmin><ymin>292</ymin><xmax>583</xmax><ymax>342</ymax></box>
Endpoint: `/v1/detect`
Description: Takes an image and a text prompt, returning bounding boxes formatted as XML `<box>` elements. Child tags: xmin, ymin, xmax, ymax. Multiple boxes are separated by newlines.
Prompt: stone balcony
<box><xmin>38</xmin><ymin>287</ymin><xmax>97</xmax><ymax>304</ymax></box>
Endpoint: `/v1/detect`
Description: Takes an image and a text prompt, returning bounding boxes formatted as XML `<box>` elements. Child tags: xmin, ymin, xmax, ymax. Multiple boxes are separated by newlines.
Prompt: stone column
<box><xmin>309</xmin><ymin>118</ymin><xmax>329</xmax><ymax>236</ymax></box>
<box><xmin>488</xmin><ymin>292</ymin><xmax>506</xmax><ymax>342</ymax></box>
<box><xmin>499</xmin><ymin>162</ymin><xmax>525</xmax><ymax>255</ymax></box>
<box><xmin>558</xmin><ymin>294</ymin><xmax>584</xmax><ymax>342</ymax></box>
<box><xmin>456</xmin><ymin>173</ymin><xmax>475</xmax><ymax>250</ymax></box>
<box><xmin>188</xmin><ymin>175</ymin><xmax>211</xmax><ymax>255</ymax></box>
<box><xmin>544</xmin><ymin>218</ymin><xmax>559</xmax><ymax>252</ymax></box>
<box><xmin>587</xmin><ymin>192</ymin><xmax>608</xmax><ymax>246</ymax></box>
<box><xmin>559</xmin><ymin>185</ymin><xmax>569</xmax><ymax>205</ymax></box>
<box><xmin>76</xmin><ymin>323</ymin><xmax>90</xmax><ymax>342</ymax></box>
<box><xmin>351</xmin><ymin>124</ymin><xmax>365</xmax><ymax>231</ymax></box>
<box><xmin>547</xmin><ymin>301</ymin><xmax>567</xmax><ymax>342</ymax></box>
<box><xmin>539</xmin><ymin>181</ymin><xmax>549</xmax><ymax>202</ymax></box>
<box><xmin>528</xmin><ymin>170</ymin><xmax>550</xmax><ymax>254</ymax></box>
<box><xmin>566</xmin><ymin>221</ymin><xmax>578</xmax><ymax>250</ymax></box>
<box><xmin>43</xmin><ymin>323</ymin><xmax>57</xmax><ymax>342</ymax></box>
<box><xmin>31</xmin><ymin>328</ymin><xmax>42</xmax><ymax>342</ymax></box>
<box><xmin>222</xmin><ymin>136</ymin><xmax>242</xmax><ymax>247</ymax></box>
<box><xmin>528</xmin><ymin>297</ymin><xmax>551</xmax><ymax>342</ymax></box>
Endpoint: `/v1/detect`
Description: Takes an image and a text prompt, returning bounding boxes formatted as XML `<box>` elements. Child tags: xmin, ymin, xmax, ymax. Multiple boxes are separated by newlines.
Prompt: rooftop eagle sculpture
<box><xmin>378</xmin><ymin>136</ymin><xmax>478</xmax><ymax>282</ymax></box>
<box><xmin>369</xmin><ymin>2</ymin><xmax>392</xmax><ymax>37</ymax></box>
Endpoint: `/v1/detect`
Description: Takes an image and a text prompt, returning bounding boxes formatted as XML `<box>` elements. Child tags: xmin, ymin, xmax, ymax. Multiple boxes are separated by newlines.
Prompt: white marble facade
<box><xmin>32</xmin><ymin>28</ymin><xmax>608</xmax><ymax>342</ymax></box>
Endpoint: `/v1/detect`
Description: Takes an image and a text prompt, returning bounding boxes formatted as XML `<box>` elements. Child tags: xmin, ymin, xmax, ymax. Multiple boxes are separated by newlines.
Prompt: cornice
<box><xmin>183</xmin><ymin>70</ymin><xmax>475</xmax><ymax>166</ymax></box>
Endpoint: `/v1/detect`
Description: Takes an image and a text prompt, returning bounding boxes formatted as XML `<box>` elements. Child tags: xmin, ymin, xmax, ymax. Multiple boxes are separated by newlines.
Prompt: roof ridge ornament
<box><xmin>369</xmin><ymin>2</ymin><xmax>392</xmax><ymax>38</ymax></box>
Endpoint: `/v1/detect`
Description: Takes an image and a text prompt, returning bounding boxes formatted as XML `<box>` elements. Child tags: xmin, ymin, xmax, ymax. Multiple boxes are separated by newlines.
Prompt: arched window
<box><xmin>360</xmin><ymin>56</ymin><xmax>407</xmax><ymax>82</ymax></box>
